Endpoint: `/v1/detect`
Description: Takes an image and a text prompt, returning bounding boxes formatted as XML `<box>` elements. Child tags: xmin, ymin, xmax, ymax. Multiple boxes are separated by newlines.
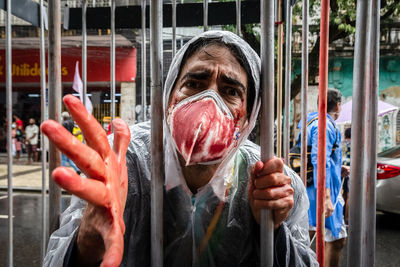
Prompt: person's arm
<box><xmin>30</xmin><ymin>131</ymin><xmax>38</xmax><ymax>140</ymax></box>
<box><xmin>248</xmin><ymin>157</ymin><xmax>294</xmax><ymax>230</ymax></box>
<box><xmin>43</xmin><ymin>196</ymin><xmax>86</xmax><ymax>267</ymax></box>
<box><xmin>41</xmin><ymin>95</ymin><xmax>131</xmax><ymax>267</ymax></box>
<box><xmin>274</xmin><ymin>222</ymin><xmax>318</xmax><ymax>266</ymax></box>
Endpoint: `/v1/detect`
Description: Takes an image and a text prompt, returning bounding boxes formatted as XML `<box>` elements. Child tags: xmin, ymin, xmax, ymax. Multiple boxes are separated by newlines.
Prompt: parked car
<box><xmin>376</xmin><ymin>145</ymin><xmax>400</xmax><ymax>214</ymax></box>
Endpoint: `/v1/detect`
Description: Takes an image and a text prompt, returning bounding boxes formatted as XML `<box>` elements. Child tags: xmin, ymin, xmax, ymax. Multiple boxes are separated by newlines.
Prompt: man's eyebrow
<box><xmin>180</xmin><ymin>71</ymin><xmax>212</xmax><ymax>81</ymax></box>
<box><xmin>220</xmin><ymin>74</ymin><xmax>246</xmax><ymax>92</ymax></box>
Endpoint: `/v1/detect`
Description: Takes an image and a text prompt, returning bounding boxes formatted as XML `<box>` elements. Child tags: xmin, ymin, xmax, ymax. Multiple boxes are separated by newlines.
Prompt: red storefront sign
<box><xmin>0</xmin><ymin>47</ymin><xmax>136</xmax><ymax>83</ymax></box>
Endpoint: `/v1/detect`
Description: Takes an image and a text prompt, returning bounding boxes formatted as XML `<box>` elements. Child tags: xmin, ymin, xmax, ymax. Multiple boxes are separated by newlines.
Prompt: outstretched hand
<box><xmin>248</xmin><ymin>157</ymin><xmax>294</xmax><ymax>230</ymax></box>
<box><xmin>41</xmin><ymin>95</ymin><xmax>131</xmax><ymax>267</ymax></box>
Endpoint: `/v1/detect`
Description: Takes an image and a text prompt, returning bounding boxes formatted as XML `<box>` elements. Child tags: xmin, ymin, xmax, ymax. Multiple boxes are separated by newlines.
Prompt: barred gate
<box><xmin>2</xmin><ymin>1</ymin><xmax>380</xmax><ymax>266</ymax></box>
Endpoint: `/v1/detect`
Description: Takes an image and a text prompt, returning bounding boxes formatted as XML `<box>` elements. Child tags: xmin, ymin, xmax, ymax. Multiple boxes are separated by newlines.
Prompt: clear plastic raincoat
<box><xmin>44</xmin><ymin>31</ymin><xmax>318</xmax><ymax>267</ymax></box>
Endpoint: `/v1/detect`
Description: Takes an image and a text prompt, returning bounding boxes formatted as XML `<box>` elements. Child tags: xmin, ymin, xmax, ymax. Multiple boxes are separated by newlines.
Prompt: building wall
<box><xmin>293</xmin><ymin>56</ymin><xmax>400</xmax><ymax>101</ymax></box>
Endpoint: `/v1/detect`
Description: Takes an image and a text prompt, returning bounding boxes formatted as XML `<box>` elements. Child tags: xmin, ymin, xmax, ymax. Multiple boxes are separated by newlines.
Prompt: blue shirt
<box><xmin>297</xmin><ymin>112</ymin><xmax>344</xmax><ymax>238</ymax></box>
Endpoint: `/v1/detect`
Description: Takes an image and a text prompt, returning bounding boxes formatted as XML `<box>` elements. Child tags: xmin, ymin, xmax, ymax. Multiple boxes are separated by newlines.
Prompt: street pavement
<box><xmin>0</xmin><ymin>153</ymin><xmax>72</xmax><ymax>191</ymax></box>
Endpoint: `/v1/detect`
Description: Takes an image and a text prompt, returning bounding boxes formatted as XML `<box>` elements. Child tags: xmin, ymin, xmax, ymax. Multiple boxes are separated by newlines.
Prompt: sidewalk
<box><xmin>0</xmin><ymin>153</ymin><xmax>71</xmax><ymax>191</ymax></box>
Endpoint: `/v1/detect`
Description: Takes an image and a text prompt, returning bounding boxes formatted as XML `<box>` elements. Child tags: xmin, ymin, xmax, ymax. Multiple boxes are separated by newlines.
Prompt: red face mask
<box><xmin>168</xmin><ymin>90</ymin><xmax>240</xmax><ymax>166</ymax></box>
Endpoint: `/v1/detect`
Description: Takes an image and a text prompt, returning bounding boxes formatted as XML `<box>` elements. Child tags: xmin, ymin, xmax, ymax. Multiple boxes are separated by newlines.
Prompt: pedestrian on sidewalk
<box><xmin>296</xmin><ymin>88</ymin><xmax>349</xmax><ymax>267</ymax></box>
<box><xmin>13</xmin><ymin>114</ymin><xmax>24</xmax><ymax>133</ymax></box>
<box><xmin>12</xmin><ymin>122</ymin><xmax>23</xmax><ymax>163</ymax></box>
<box><xmin>25</xmin><ymin>118</ymin><xmax>39</xmax><ymax>164</ymax></box>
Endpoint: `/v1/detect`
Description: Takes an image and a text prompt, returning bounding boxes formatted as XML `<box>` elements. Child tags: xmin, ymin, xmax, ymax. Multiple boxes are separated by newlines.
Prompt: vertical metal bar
<box><xmin>347</xmin><ymin>0</ymin><xmax>373</xmax><ymax>266</ymax></box>
<box><xmin>82</xmin><ymin>0</ymin><xmax>87</xmax><ymax>109</ymax></box>
<box><xmin>276</xmin><ymin>0</ymin><xmax>283</xmax><ymax>158</ymax></box>
<box><xmin>260</xmin><ymin>0</ymin><xmax>275</xmax><ymax>266</ymax></box>
<box><xmin>48</xmin><ymin>0</ymin><xmax>62</xmax><ymax>236</ymax></box>
<box><xmin>5</xmin><ymin>0</ymin><xmax>13</xmax><ymax>266</ymax></box>
<box><xmin>236</xmin><ymin>0</ymin><xmax>241</xmax><ymax>36</ymax></box>
<box><xmin>364</xmin><ymin>0</ymin><xmax>380</xmax><ymax>265</ymax></box>
<box><xmin>172</xmin><ymin>0</ymin><xmax>176</xmax><ymax>56</ymax></box>
<box><xmin>300</xmin><ymin>0</ymin><xmax>309</xmax><ymax>185</ymax></box>
<box><xmin>111</xmin><ymin>0</ymin><xmax>116</xmax><ymax>123</ymax></box>
<box><xmin>39</xmin><ymin>0</ymin><xmax>48</xmax><ymax>263</ymax></box>
<box><xmin>316</xmin><ymin>0</ymin><xmax>330</xmax><ymax>265</ymax></box>
<box><xmin>150</xmin><ymin>0</ymin><xmax>163</xmax><ymax>266</ymax></box>
<box><xmin>283</xmin><ymin>0</ymin><xmax>292</xmax><ymax>164</ymax></box>
<box><xmin>141</xmin><ymin>0</ymin><xmax>147</xmax><ymax>121</ymax></box>
<box><xmin>203</xmin><ymin>0</ymin><xmax>208</xmax><ymax>31</ymax></box>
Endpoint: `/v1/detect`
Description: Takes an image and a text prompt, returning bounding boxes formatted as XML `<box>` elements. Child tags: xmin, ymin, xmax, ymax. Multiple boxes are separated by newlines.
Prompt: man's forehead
<box><xmin>180</xmin><ymin>46</ymin><xmax>247</xmax><ymax>81</ymax></box>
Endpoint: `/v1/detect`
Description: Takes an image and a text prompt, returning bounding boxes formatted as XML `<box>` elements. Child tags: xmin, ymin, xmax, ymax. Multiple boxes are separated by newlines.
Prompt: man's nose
<box><xmin>206</xmin><ymin>79</ymin><xmax>219</xmax><ymax>94</ymax></box>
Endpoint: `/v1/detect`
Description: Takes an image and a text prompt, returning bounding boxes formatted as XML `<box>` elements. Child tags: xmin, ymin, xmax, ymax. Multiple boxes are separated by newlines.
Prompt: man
<box><xmin>61</xmin><ymin>112</ymin><xmax>81</xmax><ymax>174</ymax></box>
<box><xmin>42</xmin><ymin>31</ymin><xmax>317</xmax><ymax>266</ymax></box>
<box><xmin>298</xmin><ymin>88</ymin><xmax>349</xmax><ymax>267</ymax></box>
<box><xmin>25</xmin><ymin>118</ymin><xmax>39</xmax><ymax>164</ymax></box>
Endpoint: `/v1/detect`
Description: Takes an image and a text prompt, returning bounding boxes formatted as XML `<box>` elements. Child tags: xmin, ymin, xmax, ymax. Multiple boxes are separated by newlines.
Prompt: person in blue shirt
<box><xmin>298</xmin><ymin>88</ymin><xmax>349</xmax><ymax>267</ymax></box>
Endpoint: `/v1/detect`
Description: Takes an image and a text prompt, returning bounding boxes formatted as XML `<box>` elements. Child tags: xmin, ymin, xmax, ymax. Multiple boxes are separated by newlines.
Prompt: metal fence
<box><xmin>2</xmin><ymin>1</ymin><xmax>380</xmax><ymax>266</ymax></box>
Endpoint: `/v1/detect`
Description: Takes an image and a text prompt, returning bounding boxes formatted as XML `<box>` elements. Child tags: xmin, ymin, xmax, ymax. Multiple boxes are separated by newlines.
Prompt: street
<box><xmin>0</xmin><ymin>191</ymin><xmax>399</xmax><ymax>266</ymax></box>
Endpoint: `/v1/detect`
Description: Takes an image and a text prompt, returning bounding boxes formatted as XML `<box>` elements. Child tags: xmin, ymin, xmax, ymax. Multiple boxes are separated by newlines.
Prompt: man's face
<box><xmin>29</xmin><ymin>119</ymin><xmax>35</xmax><ymax>124</ymax></box>
<box><xmin>169</xmin><ymin>44</ymin><xmax>248</xmax><ymax>128</ymax></box>
<box><xmin>332</xmin><ymin>102</ymin><xmax>341</xmax><ymax>121</ymax></box>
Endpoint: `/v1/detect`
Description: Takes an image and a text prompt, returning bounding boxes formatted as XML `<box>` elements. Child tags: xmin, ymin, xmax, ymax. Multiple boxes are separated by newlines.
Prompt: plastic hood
<box><xmin>163</xmin><ymin>30</ymin><xmax>261</xmax><ymax>199</ymax></box>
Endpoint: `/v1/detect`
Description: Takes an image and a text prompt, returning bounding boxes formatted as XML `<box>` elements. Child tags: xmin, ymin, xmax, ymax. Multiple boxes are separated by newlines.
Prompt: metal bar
<box><xmin>6</xmin><ymin>0</ymin><xmax>13</xmax><ymax>265</ymax></box>
<box><xmin>48</xmin><ymin>0</ymin><xmax>62</xmax><ymax>236</ymax></box>
<box><xmin>39</xmin><ymin>0</ymin><xmax>48</xmax><ymax>263</ymax></box>
<box><xmin>150</xmin><ymin>0</ymin><xmax>163</xmax><ymax>266</ymax></box>
<box><xmin>316</xmin><ymin>0</ymin><xmax>330</xmax><ymax>264</ymax></box>
<box><xmin>276</xmin><ymin>0</ymin><xmax>283</xmax><ymax>158</ymax></box>
<box><xmin>111</xmin><ymin>0</ymin><xmax>116</xmax><ymax>124</ymax></box>
<box><xmin>364</xmin><ymin>0</ymin><xmax>380</xmax><ymax>265</ymax></box>
<box><xmin>172</xmin><ymin>0</ymin><xmax>176</xmax><ymax>56</ymax></box>
<box><xmin>260</xmin><ymin>0</ymin><xmax>275</xmax><ymax>266</ymax></box>
<box><xmin>82</xmin><ymin>0</ymin><xmax>87</xmax><ymax>109</ymax></box>
<box><xmin>283</xmin><ymin>0</ymin><xmax>292</xmax><ymax>164</ymax></box>
<box><xmin>300</xmin><ymin>0</ymin><xmax>309</xmax><ymax>185</ymax></box>
<box><xmin>203</xmin><ymin>0</ymin><xmax>208</xmax><ymax>31</ymax></box>
<box><xmin>347</xmin><ymin>0</ymin><xmax>373</xmax><ymax>266</ymax></box>
<box><xmin>141</xmin><ymin>0</ymin><xmax>147</xmax><ymax>121</ymax></box>
<box><xmin>236</xmin><ymin>0</ymin><xmax>241</xmax><ymax>36</ymax></box>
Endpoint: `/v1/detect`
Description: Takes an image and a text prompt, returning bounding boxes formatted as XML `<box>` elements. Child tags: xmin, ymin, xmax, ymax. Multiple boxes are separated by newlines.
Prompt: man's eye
<box><xmin>225</xmin><ymin>87</ymin><xmax>240</xmax><ymax>97</ymax></box>
<box><xmin>184</xmin><ymin>81</ymin><xmax>202</xmax><ymax>89</ymax></box>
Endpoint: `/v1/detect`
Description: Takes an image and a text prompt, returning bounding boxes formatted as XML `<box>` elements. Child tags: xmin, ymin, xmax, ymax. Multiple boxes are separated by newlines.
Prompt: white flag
<box><xmin>73</xmin><ymin>61</ymin><xmax>93</xmax><ymax>114</ymax></box>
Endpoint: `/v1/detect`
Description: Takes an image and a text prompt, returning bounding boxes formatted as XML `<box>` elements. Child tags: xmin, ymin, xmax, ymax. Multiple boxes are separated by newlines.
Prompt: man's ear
<box><xmin>335</xmin><ymin>102</ymin><xmax>341</xmax><ymax>112</ymax></box>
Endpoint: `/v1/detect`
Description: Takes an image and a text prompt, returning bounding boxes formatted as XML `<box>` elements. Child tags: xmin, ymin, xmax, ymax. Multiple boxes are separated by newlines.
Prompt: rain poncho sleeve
<box><xmin>43</xmin><ymin>195</ymin><xmax>86</xmax><ymax>267</ymax></box>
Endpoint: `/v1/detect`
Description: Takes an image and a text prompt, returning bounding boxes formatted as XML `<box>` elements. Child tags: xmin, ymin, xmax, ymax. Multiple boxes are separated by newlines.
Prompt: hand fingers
<box><xmin>112</xmin><ymin>119</ymin><xmax>131</xmax><ymax>162</ymax></box>
<box><xmin>101</xmin><ymin>226</ymin><xmax>124</xmax><ymax>267</ymax></box>
<box><xmin>254</xmin><ymin>157</ymin><xmax>284</xmax><ymax>177</ymax></box>
<box><xmin>63</xmin><ymin>94</ymin><xmax>110</xmax><ymax>159</ymax></box>
<box><xmin>251</xmin><ymin>195</ymin><xmax>294</xmax><ymax>210</ymax></box>
<box><xmin>41</xmin><ymin>120</ymin><xmax>107</xmax><ymax>182</ymax></box>
<box><xmin>254</xmin><ymin>172</ymin><xmax>291</xmax><ymax>189</ymax></box>
<box><xmin>252</xmin><ymin>184</ymin><xmax>294</xmax><ymax>200</ymax></box>
<box><xmin>52</xmin><ymin>167</ymin><xmax>110</xmax><ymax>207</ymax></box>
